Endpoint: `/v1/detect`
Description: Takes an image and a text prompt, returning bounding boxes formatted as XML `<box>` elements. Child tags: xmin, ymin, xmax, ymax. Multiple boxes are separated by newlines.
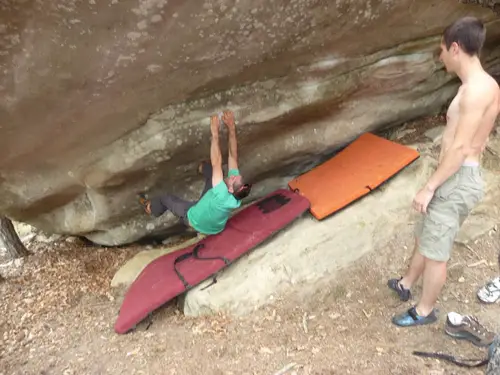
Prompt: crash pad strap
<box><xmin>412</xmin><ymin>351</ymin><xmax>489</xmax><ymax>368</ymax></box>
<box><xmin>173</xmin><ymin>243</ymin><xmax>230</xmax><ymax>289</ymax></box>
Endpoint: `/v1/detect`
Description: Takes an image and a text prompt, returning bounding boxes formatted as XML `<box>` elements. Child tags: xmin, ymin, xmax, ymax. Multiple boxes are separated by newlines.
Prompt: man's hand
<box><xmin>413</xmin><ymin>186</ymin><xmax>435</xmax><ymax>214</ymax></box>
<box><xmin>210</xmin><ymin>115</ymin><xmax>220</xmax><ymax>135</ymax></box>
<box><xmin>222</xmin><ymin>110</ymin><xmax>235</xmax><ymax>129</ymax></box>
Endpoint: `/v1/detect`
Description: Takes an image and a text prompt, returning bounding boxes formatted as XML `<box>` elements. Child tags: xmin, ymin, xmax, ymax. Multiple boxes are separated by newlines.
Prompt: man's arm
<box><xmin>209</xmin><ymin>115</ymin><xmax>224</xmax><ymax>187</ymax></box>
<box><xmin>424</xmin><ymin>87</ymin><xmax>486</xmax><ymax>192</ymax></box>
<box><xmin>223</xmin><ymin>110</ymin><xmax>238</xmax><ymax>171</ymax></box>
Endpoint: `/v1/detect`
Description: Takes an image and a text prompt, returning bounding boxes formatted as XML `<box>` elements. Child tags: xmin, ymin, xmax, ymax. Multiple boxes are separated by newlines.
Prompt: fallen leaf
<box><xmin>259</xmin><ymin>347</ymin><xmax>273</xmax><ymax>355</ymax></box>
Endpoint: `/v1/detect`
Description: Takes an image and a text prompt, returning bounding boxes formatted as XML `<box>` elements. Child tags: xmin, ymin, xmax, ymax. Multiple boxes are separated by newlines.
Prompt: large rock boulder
<box><xmin>1</xmin><ymin>0</ymin><xmax>500</xmax><ymax>245</ymax></box>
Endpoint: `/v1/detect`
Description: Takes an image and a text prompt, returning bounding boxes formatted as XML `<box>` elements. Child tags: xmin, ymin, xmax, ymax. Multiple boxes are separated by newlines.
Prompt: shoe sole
<box><xmin>444</xmin><ymin>328</ymin><xmax>492</xmax><ymax>348</ymax></box>
<box><xmin>476</xmin><ymin>293</ymin><xmax>500</xmax><ymax>305</ymax></box>
<box><xmin>392</xmin><ymin>318</ymin><xmax>436</xmax><ymax>327</ymax></box>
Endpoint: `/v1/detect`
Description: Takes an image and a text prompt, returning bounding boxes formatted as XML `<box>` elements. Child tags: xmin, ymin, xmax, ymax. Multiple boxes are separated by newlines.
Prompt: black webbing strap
<box><xmin>173</xmin><ymin>243</ymin><xmax>231</xmax><ymax>289</ymax></box>
<box><xmin>173</xmin><ymin>251</ymin><xmax>193</xmax><ymax>288</ymax></box>
<box><xmin>412</xmin><ymin>351</ymin><xmax>489</xmax><ymax>368</ymax></box>
<box><xmin>201</xmin><ymin>277</ymin><xmax>218</xmax><ymax>291</ymax></box>
<box><xmin>192</xmin><ymin>243</ymin><xmax>231</xmax><ymax>265</ymax></box>
<box><xmin>408</xmin><ymin>307</ymin><xmax>419</xmax><ymax>321</ymax></box>
<box><xmin>145</xmin><ymin>312</ymin><xmax>153</xmax><ymax>330</ymax></box>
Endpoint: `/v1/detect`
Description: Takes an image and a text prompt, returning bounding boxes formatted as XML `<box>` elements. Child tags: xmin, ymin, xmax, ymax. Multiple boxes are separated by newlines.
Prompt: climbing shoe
<box><xmin>387</xmin><ymin>277</ymin><xmax>411</xmax><ymax>301</ymax></box>
<box><xmin>392</xmin><ymin>306</ymin><xmax>437</xmax><ymax>327</ymax></box>
<box><xmin>138</xmin><ymin>193</ymin><xmax>151</xmax><ymax>215</ymax></box>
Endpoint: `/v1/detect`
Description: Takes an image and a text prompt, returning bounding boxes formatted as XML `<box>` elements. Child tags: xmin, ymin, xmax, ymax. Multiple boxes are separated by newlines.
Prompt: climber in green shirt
<box><xmin>140</xmin><ymin>110</ymin><xmax>252</xmax><ymax>235</ymax></box>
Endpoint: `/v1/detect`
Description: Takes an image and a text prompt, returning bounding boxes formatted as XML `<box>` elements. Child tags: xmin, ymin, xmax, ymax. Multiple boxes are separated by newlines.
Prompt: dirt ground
<box><xmin>1</xmin><ymin>116</ymin><xmax>500</xmax><ymax>375</ymax></box>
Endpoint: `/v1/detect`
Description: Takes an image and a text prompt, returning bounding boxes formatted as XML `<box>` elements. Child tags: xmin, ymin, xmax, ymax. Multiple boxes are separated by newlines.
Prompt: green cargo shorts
<box><xmin>415</xmin><ymin>166</ymin><xmax>484</xmax><ymax>262</ymax></box>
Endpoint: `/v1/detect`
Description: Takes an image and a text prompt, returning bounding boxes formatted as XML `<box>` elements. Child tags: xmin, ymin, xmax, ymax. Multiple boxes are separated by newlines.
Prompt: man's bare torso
<box><xmin>440</xmin><ymin>73</ymin><xmax>500</xmax><ymax>164</ymax></box>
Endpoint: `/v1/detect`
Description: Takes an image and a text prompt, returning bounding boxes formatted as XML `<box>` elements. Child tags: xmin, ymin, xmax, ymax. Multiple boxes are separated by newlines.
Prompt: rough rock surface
<box><xmin>460</xmin><ymin>0</ymin><xmax>500</xmax><ymax>15</ymax></box>
<box><xmin>1</xmin><ymin>1</ymin><xmax>500</xmax><ymax>245</ymax></box>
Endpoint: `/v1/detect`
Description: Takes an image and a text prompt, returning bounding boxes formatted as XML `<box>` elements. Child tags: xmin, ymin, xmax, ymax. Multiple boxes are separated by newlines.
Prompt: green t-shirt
<box><xmin>186</xmin><ymin>169</ymin><xmax>241</xmax><ymax>235</ymax></box>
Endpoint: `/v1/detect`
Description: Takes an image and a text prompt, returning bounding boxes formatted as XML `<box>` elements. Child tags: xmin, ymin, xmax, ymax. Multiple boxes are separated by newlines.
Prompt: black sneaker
<box><xmin>387</xmin><ymin>277</ymin><xmax>411</xmax><ymax>301</ymax></box>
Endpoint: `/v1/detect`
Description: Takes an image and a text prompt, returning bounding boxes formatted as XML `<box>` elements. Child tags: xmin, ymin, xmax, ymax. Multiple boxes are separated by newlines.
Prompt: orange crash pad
<box><xmin>288</xmin><ymin>133</ymin><xmax>419</xmax><ymax>220</ymax></box>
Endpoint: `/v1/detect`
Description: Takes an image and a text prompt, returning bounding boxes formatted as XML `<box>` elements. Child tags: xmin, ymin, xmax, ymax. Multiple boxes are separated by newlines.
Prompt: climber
<box><xmin>387</xmin><ymin>17</ymin><xmax>500</xmax><ymax>327</ymax></box>
<box><xmin>139</xmin><ymin>110</ymin><xmax>252</xmax><ymax>236</ymax></box>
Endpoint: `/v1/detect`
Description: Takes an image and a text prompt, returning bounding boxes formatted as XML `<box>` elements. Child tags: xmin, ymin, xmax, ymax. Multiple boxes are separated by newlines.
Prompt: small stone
<box><xmin>21</xmin><ymin>233</ymin><xmax>36</xmax><ymax>243</ymax></box>
<box><xmin>151</xmin><ymin>14</ymin><xmax>162</xmax><ymax>23</ymax></box>
<box><xmin>458</xmin><ymin>277</ymin><xmax>465</xmax><ymax>283</ymax></box>
<box><xmin>13</xmin><ymin>258</ymin><xmax>23</xmax><ymax>267</ymax></box>
<box><xmin>35</xmin><ymin>233</ymin><xmax>62</xmax><ymax>243</ymax></box>
<box><xmin>126</xmin><ymin>348</ymin><xmax>140</xmax><ymax>356</ymax></box>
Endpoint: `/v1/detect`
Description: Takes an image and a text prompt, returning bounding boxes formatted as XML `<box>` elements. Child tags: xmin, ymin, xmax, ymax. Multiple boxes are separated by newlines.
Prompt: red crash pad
<box><xmin>114</xmin><ymin>188</ymin><xmax>310</xmax><ymax>334</ymax></box>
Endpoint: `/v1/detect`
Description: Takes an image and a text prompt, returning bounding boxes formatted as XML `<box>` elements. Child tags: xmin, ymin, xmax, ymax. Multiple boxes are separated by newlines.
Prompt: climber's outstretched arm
<box><xmin>210</xmin><ymin>115</ymin><xmax>224</xmax><ymax>187</ymax></box>
<box><xmin>222</xmin><ymin>110</ymin><xmax>238</xmax><ymax>171</ymax></box>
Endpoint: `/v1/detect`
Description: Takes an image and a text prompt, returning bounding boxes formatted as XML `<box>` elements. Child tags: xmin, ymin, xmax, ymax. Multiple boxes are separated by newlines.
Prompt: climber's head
<box><xmin>225</xmin><ymin>174</ymin><xmax>252</xmax><ymax>200</ymax></box>
<box><xmin>439</xmin><ymin>17</ymin><xmax>485</xmax><ymax>73</ymax></box>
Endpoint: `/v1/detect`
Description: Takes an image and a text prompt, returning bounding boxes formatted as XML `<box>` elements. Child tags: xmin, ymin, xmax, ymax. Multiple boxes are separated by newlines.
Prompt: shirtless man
<box><xmin>140</xmin><ymin>110</ymin><xmax>252</xmax><ymax>236</ymax></box>
<box><xmin>388</xmin><ymin>16</ymin><xmax>500</xmax><ymax>327</ymax></box>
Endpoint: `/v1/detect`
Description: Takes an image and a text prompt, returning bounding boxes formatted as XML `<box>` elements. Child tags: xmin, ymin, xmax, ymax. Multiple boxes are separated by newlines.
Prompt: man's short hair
<box><xmin>443</xmin><ymin>16</ymin><xmax>486</xmax><ymax>56</ymax></box>
<box><xmin>233</xmin><ymin>183</ymin><xmax>252</xmax><ymax>200</ymax></box>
